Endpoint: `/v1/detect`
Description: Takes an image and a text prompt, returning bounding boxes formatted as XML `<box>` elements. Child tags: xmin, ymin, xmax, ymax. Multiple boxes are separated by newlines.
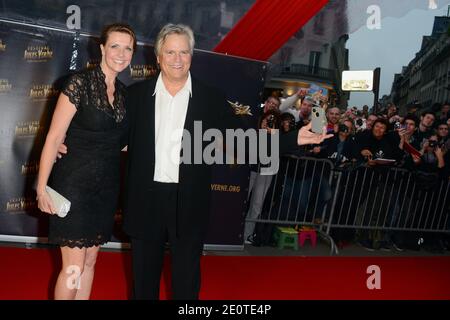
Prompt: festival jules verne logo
<box><xmin>129</xmin><ymin>64</ymin><xmax>158</xmax><ymax>80</ymax></box>
<box><xmin>0</xmin><ymin>79</ymin><xmax>12</xmax><ymax>94</ymax></box>
<box><xmin>0</xmin><ymin>39</ymin><xmax>6</xmax><ymax>52</ymax></box>
<box><xmin>6</xmin><ymin>197</ymin><xmax>36</xmax><ymax>213</ymax></box>
<box><xmin>29</xmin><ymin>84</ymin><xmax>59</xmax><ymax>100</ymax></box>
<box><xmin>15</xmin><ymin>120</ymin><xmax>44</xmax><ymax>137</ymax></box>
<box><xmin>24</xmin><ymin>44</ymin><xmax>53</xmax><ymax>62</ymax></box>
<box><xmin>21</xmin><ymin>161</ymin><xmax>40</xmax><ymax>176</ymax></box>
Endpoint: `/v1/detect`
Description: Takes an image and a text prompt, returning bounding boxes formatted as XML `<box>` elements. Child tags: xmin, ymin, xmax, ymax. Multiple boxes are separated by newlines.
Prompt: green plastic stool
<box><xmin>274</xmin><ymin>227</ymin><xmax>299</xmax><ymax>250</ymax></box>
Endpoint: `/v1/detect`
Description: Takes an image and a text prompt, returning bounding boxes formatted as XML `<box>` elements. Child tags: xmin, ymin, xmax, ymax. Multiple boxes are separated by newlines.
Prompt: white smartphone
<box><xmin>311</xmin><ymin>106</ymin><xmax>327</xmax><ymax>134</ymax></box>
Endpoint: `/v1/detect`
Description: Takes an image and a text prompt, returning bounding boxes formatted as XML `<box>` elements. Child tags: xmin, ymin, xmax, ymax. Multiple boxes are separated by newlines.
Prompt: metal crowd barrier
<box><xmin>246</xmin><ymin>155</ymin><xmax>450</xmax><ymax>255</ymax></box>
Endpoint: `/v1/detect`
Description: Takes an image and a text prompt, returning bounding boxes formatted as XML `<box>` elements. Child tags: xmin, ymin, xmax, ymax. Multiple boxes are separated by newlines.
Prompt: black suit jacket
<box><xmin>123</xmin><ymin>75</ymin><xmax>299</xmax><ymax>240</ymax></box>
<box><xmin>123</xmin><ymin>75</ymin><xmax>236</xmax><ymax>239</ymax></box>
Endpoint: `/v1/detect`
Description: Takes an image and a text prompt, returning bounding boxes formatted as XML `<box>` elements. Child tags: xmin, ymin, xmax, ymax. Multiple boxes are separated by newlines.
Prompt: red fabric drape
<box><xmin>214</xmin><ymin>0</ymin><xmax>329</xmax><ymax>61</ymax></box>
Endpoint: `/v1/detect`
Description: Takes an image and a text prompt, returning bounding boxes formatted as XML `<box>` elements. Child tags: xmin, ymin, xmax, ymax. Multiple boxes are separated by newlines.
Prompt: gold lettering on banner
<box><xmin>210</xmin><ymin>184</ymin><xmax>241</xmax><ymax>193</ymax></box>
<box><xmin>24</xmin><ymin>45</ymin><xmax>53</xmax><ymax>62</ymax></box>
<box><xmin>0</xmin><ymin>39</ymin><xmax>6</xmax><ymax>52</ymax></box>
<box><xmin>6</xmin><ymin>197</ymin><xmax>37</xmax><ymax>212</ymax></box>
<box><xmin>86</xmin><ymin>60</ymin><xmax>100</xmax><ymax>69</ymax></box>
<box><xmin>130</xmin><ymin>65</ymin><xmax>158</xmax><ymax>79</ymax></box>
<box><xmin>15</xmin><ymin>121</ymin><xmax>44</xmax><ymax>137</ymax></box>
<box><xmin>29</xmin><ymin>84</ymin><xmax>59</xmax><ymax>100</ymax></box>
<box><xmin>21</xmin><ymin>161</ymin><xmax>40</xmax><ymax>176</ymax></box>
<box><xmin>0</xmin><ymin>79</ymin><xmax>12</xmax><ymax>93</ymax></box>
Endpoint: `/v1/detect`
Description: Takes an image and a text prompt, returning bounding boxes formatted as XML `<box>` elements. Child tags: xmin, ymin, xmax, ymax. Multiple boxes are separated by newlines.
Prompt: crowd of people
<box><xmin>245</xmin><ymin>89</ymin><xmax>450</xmax><ymax>253</ymax></box>
<box><xmin>257</xmin><ymin>91</ymin><xmax>450</xmax><ymax>177</ymax></box>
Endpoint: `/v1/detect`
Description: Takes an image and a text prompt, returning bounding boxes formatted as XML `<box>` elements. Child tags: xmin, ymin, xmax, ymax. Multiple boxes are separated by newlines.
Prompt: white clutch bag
<box><xmin>46</xmin><ymin>186</ymin><xmax>71</xmax><ymax>218</ymax></box>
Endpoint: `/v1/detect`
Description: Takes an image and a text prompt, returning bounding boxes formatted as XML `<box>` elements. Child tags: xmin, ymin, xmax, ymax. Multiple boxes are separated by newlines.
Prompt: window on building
<box><xmin>309</xmin><ymin>51</ymin><xmax>321</xmax><ymax>74</ymax></box>
<box><xmin>280</xmin><ymin>47</ymin><xmax>293</xmax><ymax>68</ymax></box>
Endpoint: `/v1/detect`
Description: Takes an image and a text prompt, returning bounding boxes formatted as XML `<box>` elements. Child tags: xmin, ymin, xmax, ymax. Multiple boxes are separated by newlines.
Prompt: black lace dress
<box><xmin>48</xmin><ymin>66</ymin><xmax>127</xmax><ymax>248</ymax></box>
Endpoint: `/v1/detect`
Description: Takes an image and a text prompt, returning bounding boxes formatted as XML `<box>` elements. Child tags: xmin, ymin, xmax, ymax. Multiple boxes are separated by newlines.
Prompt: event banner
<box><xmin>0</xmin><ymin>21</ymin><xmax>74</xmax><ymax>237</ymax></box>
<box><xmin>0</xmin><ymin>20</ymin><xmax>267</xmax><ymax>248</ymax></box>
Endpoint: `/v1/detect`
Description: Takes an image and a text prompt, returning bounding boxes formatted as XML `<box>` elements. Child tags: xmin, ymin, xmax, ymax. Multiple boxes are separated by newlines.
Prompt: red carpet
<box><xmin>1</xmin><ymin>246</ymin><xmax>450</xmax><ymax>300</ymax></box>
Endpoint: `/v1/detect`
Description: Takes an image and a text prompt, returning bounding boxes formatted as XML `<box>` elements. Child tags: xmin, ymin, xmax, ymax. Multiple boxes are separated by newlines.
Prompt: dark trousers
<box><xmin>131</xmin><ymin>183</ymin><xmax>204</xmax><ymax>300</ymax></box>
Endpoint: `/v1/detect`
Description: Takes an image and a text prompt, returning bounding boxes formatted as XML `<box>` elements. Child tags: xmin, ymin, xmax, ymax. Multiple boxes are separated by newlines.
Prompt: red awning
<box><xmin>214</xmin><ymin>0</ymin><xmax>330</xmax><ymax>61</ymax></box>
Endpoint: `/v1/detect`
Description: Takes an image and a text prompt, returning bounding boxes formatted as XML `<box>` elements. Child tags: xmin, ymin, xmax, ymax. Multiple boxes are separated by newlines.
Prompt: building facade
<box><xmin>390</xmin><ymin>16</ymin><xmax>450</xmax><ymax>114</ymax></box>
<box><xmin>264</xmin><ymin>0</ymin><xmax>350</xmax><ymax>109</ymax></box>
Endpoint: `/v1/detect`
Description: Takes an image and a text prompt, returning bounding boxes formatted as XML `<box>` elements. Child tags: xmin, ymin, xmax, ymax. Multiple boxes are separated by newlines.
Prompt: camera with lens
<box><xmin>266</xmin><ymin>114</ymin><xmax>276</xmax><ymax>128</ymax></box>
<box><xmin>356</xmin><ymin>119</ymin><xmax>363</xmax><ymax>127</ymax></box>
<box><xmin>354</xmin><ymin>118</ymin><xmax>366</xmax><ymax>130</ymax></box>
<box><xmin>428</xmin><ymin>140</ymin><xmax>444</xmax><ymax>149</ymax></box>
<box><xmin>338</xmin><ymin>124</ymin><xmax>349</xmax><ymax>133</ymax></box>
<box><xmin>394</xmin><ymin>121</ymin><xmax>406</xmax><ymax>130</ymax></box>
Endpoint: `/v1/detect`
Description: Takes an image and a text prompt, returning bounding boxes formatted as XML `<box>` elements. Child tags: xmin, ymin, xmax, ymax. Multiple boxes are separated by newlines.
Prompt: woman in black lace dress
<box><xmin>36</xmin><ymin>23</ymin><xmax>135</xmax><ymax>300</ymax></box>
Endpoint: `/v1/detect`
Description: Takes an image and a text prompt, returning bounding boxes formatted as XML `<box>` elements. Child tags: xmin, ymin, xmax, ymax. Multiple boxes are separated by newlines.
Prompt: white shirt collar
<box><xmin>153</xmin><ymin>72</ymin><xmax>192</xmax><ymax>97</ymax></box>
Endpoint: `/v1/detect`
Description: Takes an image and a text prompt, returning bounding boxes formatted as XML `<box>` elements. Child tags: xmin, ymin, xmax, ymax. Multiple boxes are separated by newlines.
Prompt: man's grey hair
<box><xmin>155</xmin><ymin>23</ymin><xmax>195</xmax><ymax>56</ymax></box>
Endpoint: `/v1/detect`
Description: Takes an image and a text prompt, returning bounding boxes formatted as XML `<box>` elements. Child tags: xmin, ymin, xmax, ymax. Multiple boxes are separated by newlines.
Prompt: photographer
<box><xmin>397</xmin><ymin>115</ymin><xmax>420</xmax><ymax>148</ymax></box>
<box><xmin>395</xmin><ymin>115</ymin><xmax>421</xmax><ymax>168</ymax></box>
<box><xmin>323</xmin><ymin>118</ymin><xmax>358</xmax><ymax>248</ymax></box>
<box><xmin>316</xmin><ymin>118</ymin><xmax>355</xmax><ymax>166</ymax></box>
<box><xmin>418</xmin><ymin>135</ymin><xmax>446</xmax><ymax>174</ymax></box>
<box><xmin>415</xmin><ymin>134</ymin><xmax>448</xmax><ymax>253</ymax></box>
<box><xmin>244</xmin><ymin>110</ymin><xmax>281</xmax><ymax>244</ymax></box>
<box><xmin>252</xmin><ymin>96</ymin><xmax>281</xmax><ymax>128</ymax></box>
<box><xmin>386</xmin><ymin>103</ymin><xmax>403</xmax><ymax>130</ymax></box>
<box><xmin>413</xmin><ymin>111</ymin><xmax>436</xmax><ymax>149</ymax></box>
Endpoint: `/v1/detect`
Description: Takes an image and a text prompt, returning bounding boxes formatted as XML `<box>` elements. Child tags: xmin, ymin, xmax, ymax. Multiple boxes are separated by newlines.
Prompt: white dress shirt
<box><xmin>153</xmin><ymin>72</ymin><xmax>192</xmax><ymax>183</ymax></box>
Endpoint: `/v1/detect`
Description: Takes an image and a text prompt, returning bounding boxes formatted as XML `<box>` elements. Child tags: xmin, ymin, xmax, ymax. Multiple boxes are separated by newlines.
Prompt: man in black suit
<box><xmin>123</xmin><ymin>23</ymin><xmax>333</xmax><ymax>300</ymax></box>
